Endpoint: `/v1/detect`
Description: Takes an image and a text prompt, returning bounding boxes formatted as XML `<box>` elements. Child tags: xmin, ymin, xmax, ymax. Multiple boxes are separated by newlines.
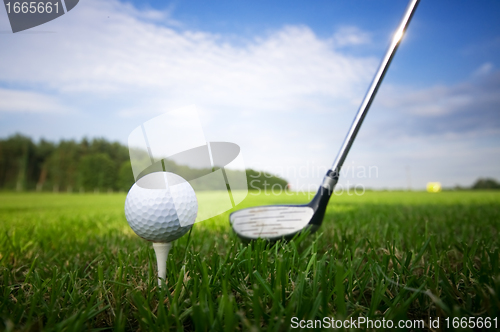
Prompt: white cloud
<box><xmin>371</xmin><ymin>70</ymin><xmax>500</xmax><ymax>138</ymax></box>
<box><xmin>473</xmin><ymin>62</ymin><xmax>494</xmax><ymax>77</ymax></box>
<box><xmin>0</xmin><ymin>88</ymin><xmax>71</xmax><ymax>114</ymax></box>
<box><xmin>376</xmin><ymin>84</ymin><xmax>474</xmax><ymax>117</ymax></box>
<box><xmin>333</xmin><ymin>26</ymin><xmax>371</xmax><ymax>47</ymax></box>
<box><xmin>0</xmin><ymin>0</ymin><xmax>377</xmax><ymax>114</ymax></box>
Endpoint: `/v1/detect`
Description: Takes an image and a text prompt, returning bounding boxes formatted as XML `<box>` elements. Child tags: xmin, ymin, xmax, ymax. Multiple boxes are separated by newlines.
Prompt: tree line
<box><xmin>0</xmin><ymin>134</ymin><xmax>288</xmax><ymax>192</ymax></box>
<box><xmin>5</xmin><ymin>133</ymin><xmax>494</xmax><ymax>193</ymax></box>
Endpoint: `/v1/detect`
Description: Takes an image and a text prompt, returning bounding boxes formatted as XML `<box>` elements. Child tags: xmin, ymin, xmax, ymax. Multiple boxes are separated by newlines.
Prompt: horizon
<box><xmin>1</xmin><ymin>132</ymin><xmax>498</xmax><ymax>192</ymax></box>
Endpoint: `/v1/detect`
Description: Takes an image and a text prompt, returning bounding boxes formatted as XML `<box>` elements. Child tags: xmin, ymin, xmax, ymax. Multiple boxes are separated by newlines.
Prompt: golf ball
<box><xmin>124</xmin><ymin>172</ymin><xmax>198</xmax><ymax>242</ymax></box>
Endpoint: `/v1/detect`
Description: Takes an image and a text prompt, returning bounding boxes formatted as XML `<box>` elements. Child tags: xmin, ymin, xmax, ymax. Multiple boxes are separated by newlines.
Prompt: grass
<box><xmin>0</xmin><ymin>190</ymin><xmax>499</xmax><ymax>331</ymax></box>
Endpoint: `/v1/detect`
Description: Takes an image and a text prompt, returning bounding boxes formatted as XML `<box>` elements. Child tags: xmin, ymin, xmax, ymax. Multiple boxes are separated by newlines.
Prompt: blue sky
<box><xmin>136</xmin><ymin>0</ymin><xmax>500</xmax><ymax>83</ymax></box>
<box><xmin>0</xmin><ymin>0</ymin><xmax>499</xmax><ymax>190</ymax></box>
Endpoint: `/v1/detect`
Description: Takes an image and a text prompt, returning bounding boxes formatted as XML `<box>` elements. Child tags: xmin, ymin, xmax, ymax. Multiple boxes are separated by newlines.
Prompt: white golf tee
<box><xmin>152</xmin><ymin>242</ymin><xmax>172</xmax><ymax>287</ymax></box>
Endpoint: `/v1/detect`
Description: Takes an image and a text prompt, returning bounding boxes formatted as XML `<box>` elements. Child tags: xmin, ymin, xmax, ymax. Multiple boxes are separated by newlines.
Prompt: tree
<box><xmin>118</xmin><ymin>161</ymin><xmax>134</xmax><ymax>192</ymax></box>
<box><xmin>245</xmin><ymin>169</ymin><xmax>288</xmax><ymax>191</ymax></box>
<box><xmin>45</xmin><ymin>140</ymin><xmax>82</xmax><ymax>192</ymax></box>
<box><xmin>0</xmin><ymin>134</ymin><xmax>289</xmax><ymax>192</ymax></box>
<box><xmin>0</xmin><ymin>134</ymin><xmax>37</xmax><ymax>190</ymax></box>
<box><xmin>34</xmin><ymin>139</ymin><xmax>55</xmax><ymax>191</ymax></box>
<box><xmin>471</xmin><ymin>178</ymin><xmax>500</xmax><ymax>190</ymax></box>
<box><xmin>79</xmin><ymin>153</ymin><xmax>116</xmax><ymax>192</ymax></box>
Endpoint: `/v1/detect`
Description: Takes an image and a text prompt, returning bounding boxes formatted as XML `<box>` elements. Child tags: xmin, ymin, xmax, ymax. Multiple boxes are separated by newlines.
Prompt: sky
<box><xmin>0</xmin><ymin>0</ymin><xmax>499</xmax><ymax>191</ymax></box>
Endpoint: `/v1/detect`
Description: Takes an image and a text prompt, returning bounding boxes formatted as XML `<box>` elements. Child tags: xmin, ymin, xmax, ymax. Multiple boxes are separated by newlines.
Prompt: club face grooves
<box><xmin>230</xmin><ymin>179</ymin><xmax>334</xmax><ymax>241</ymax></box>
<box><xmin>230</xmin><ymin>205</ymin><xmax>314</xmax><ymax>241</ymax></box>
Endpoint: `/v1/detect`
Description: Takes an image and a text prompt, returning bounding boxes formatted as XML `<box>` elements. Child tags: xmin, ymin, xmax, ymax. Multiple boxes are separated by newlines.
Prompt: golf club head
<box><xmin>230</xmin><ymin>205</ymin><xmax>316</xmax><ymax>242</ymax></box>
<box><xmin>230</xmin><ymin>171</ymin><xmax>337</xmax><ymax>241</ymax></box>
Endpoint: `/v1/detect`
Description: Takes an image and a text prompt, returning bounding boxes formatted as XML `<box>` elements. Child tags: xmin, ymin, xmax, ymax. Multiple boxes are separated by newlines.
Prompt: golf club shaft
<box><xmin>330</xmin><ymin>0</ymin><xmax>420</xmax><ymax>173</ymax></box>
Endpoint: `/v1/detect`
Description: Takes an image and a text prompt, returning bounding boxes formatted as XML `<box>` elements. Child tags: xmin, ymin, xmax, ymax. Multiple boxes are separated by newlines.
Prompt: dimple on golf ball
<box><xmin>124</xmin><ymin>172</ymin><xmax>198</xmax><ymax>242</ymax></box>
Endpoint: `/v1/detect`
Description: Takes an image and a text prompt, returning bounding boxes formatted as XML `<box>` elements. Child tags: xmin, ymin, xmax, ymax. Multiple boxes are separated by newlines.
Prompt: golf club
<box><xmin>230</xmin><ymin>0</ymin><xmax>420</xmax><ymax>241</ymax></box>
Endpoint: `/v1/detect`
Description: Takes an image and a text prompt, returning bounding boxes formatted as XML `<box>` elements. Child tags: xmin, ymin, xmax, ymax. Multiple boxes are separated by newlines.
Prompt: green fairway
<box><xmin>1</xmin><ymin>191</ymin><xmax>499</xmax><ymax>331</ymax></box>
